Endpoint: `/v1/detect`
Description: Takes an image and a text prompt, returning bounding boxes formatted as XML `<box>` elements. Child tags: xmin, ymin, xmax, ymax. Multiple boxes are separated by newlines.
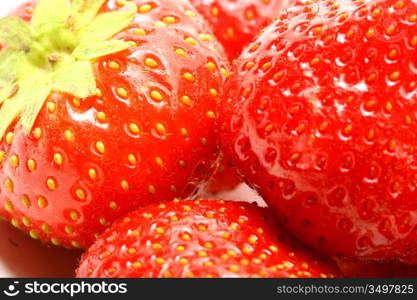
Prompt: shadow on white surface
<box><xmin>0</xmin><ymin>220</ymin><xmax>82</xmax><ymax>278</ymax></box>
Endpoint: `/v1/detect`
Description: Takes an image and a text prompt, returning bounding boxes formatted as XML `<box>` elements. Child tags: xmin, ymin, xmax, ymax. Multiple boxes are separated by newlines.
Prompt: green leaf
<box><xmin>0</xmin><ymin>50</ymin><xmax>25</xmax><ymax>99</ymax></box>
<box><xmin>79</xmin><ymin>4</ymin><xmax>136</xmax><ymax>44</ymax></box>
<box><xmin>72</xmin><ymin>0</ymin><xmax>106</xmax><ymax>29</ymax></box>
<box><xmin>31</xmin><ymin>0</ymin><xmax>72</xmax><ymax>33</ymax></box>
<box><xmin>0</xmin><ymin>69</ymin><xmax>52</xmax><ymax>138</ymax></box>
<box><xmin>52</xmin><ymin>60</ymin><xmax>96</xmax><ymax>98</ymax></box>
<box><xmin>73</xmin><ymin>40</ymin><xmax>131</xmax><ymax>60</ymax></box>
<box><xmin>0</xmin><ymin>17</ymin><xmax>33</xmax><ymax>50</ymax></box>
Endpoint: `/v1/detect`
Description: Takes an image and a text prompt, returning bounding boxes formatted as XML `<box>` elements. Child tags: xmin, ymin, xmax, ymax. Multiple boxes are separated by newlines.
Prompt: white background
<box><xmin>0</xmin><ymin>0</ymin><xmax>264</xmax><ymax>277</ymax></box>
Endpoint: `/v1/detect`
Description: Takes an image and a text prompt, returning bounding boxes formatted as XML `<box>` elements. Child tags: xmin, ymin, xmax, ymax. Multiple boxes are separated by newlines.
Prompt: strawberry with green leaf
<box><xmin>0</xmin><ymin>0</ymin><xmax>228</xmax><ymax>249</ymax></box>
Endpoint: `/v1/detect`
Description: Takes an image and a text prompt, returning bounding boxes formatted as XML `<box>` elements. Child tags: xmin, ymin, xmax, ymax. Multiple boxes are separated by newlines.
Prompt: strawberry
<box><xmin>0</xmin><ymin>0</ymin><xmax>229</xmax><ymax>249</ymax></box>
<box><xmin>189</xmin><ymin>0</ymin><xmax>289</xmax><ymax>60</ymax></box>
<box><xmin>205</xmin><ymin>155</ymin><xmax>241</xmax><ymax>194</ymax></box>
<box><xmin>76</xmin><ymin>199</ymin><xmax>339</xmax><ymax>278</ymax></box>
<box><xmin>220</xmin><ymin>0</ymin><xmax>417</xmax><ymax>264</ymax></box>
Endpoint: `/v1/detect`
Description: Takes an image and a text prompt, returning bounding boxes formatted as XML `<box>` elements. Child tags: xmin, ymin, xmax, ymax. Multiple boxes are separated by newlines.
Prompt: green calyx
<box><xmin>0</xmin><ymin>0</ymin><xmax>137</xmax><ymax>139</ymax></box>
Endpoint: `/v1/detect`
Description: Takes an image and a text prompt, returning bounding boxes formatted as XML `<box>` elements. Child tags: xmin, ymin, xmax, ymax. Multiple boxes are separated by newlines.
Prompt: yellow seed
<box><xmin>179</xmin><ymin>258</ymin><xmax>189</xmax><ymax>265</ymax></box>
<box><xmin>162</xmin><ymin>16</ymin><xmax>176</xmax><ymax>24</ymax></box>
<box><xmin>99</xmin><ymin>217</ymin><xmax>107</xmax><ymax>226</ymax></box>
<box><xmin>151</xmin><ymin>90</ymin><xmax>164</xmax><ymax>102</ymax></box>
<box><xmin>22</xmin><ymin>216</ymin><xmax>31</xmax><ymax>227</ymax></box>
<box><xmin>207</xmin><ymin>111</ymin><xmax>216</xmax><ymax>119</ymax></box>
<box><xmin>117</xmin><ymin>87</ymin><xmax>128</xmax><ymax>98</ymax></box>
<box><xmin>21</xmin><ymin>195</ymin><xmax>30</xmax><ymax>208</ymax></box>
<box><xmin>133</xmin><ymin>27</ymin><xmax>146</xmax><ymax>35</ymax></box>
<box><xmin>109</xmin><ymin>201</ymin><xmax>118</xmax><ymax>209</ymax></box>
<box><xmin>42</xmin><ymin>223</ymin><xmax>51</xmax><ymax>234</ymax></box>
<box><xmin>390</xmin><ymin>71</ymin><xmax>400</xmax><ymax>81</ymax></box>
<box><xmin>51</xmin><ymin>237</ymin><xmax>60</xmax><ymax>246</ymax></box>
<box><xmin>70</xmin><ymin>211</ymin><xmax>79</xmax><ymax>221</ymax></box>
<box><xmin>53</xmin><ymin>153</ymin><xmax>63</xmax><ymax>165</ymax></box>
<box><xmin>65</xmin><ymin>225</ymin><xmax>73</xmax><ymax>235</ymax></box>
<box><xmin>154</xmin><ymin>21</ymin><xmax>167</xmax><ymax>28</ymax></box>
<box><xmin>156</xmin><ymin>123</ymin><xmax>167</xmax><ymax>135</ymax></box>
<box><xmin>156</xmin><ymin>227</ymin><xmax>165</xmax><ymax>234</ymax></box>
<box><xmin>47</xmin><ymin>178</ymin><xmax>57</xmax><ymax>190</ymax></box>
<box><xmin>33</xmin><ymin>127</ymin><xmax>42</xmax><ymax>139</ymax></box>
<box><xmin>10</xmin><ymin>155</ymin><xmax>19</xmax><ymax>168</ymax></box>
<box><xmin>128</xmin><ymin>248</ymin><xmax>136</xmax><ymax>254</ymax></box>
<box><xmin>47</xmin><ymin>102</ymin><xmax>56</xmax><ymax>113</ymax></box>
<box><xmin>156</xmin><ymin>257</ymin><xmax>165</xmax><ymax>265</ymax></box>
<box><xmin>144</xmin><ymin>58</ymin><xmax>158</xmax><ymax>68</ymax></box>
<box><xmin>97</xmin><ymin>112</ymin><xmax>107</xmax><ymax>122</ymax></box>
<box><xmin>176</xmin><ymin>245</ymin><xmax>185</xmax><ymax>252</ymax></box>
<box><xmin>5</xmin><ymin>179</ymin><xmax>13</xmax><ymax>192</ymax></box>
<box><xmin>229</xmin><ymin>265</ymin><xmax>239</xmax><ymax>273</ymax></box>
<box><xmin>73</xmin><ymin>98</ymin><xmax>81</xmax><ymax>107</ymax></box>
<box><xmin>183</xmin><ymin>72</ymin><xmax>196</xmax><ymax>82</ymax></box>
<box><xmin>64</xmin><ymin>130</ymin><xmax>74</xmax><ymax>141</ymax></box>
<box><xmin>108</xmin><ymin>61</ymin><xmax>120</xmax><ymax>70</ymax></box>
<box><xmin>180</xmin><ymin>128</ymin><xmax>188</xmax><ymax>136</ymax></box>
<box><xmin>248</xmin><ymin>235</ymin><xmax>257</xmax><ymax>244</ymax></box>
<box><xmin>175</xmin><ymin>48</ymin><xmax>187</xmax><ymax>57</ymax></box>
<box><xmin>139</xmin><ymin>4</ymin><xmax>152</xmax><ymax>13</ymax></box>
<box><xmin>72</xmin><ymin>241</ymin><xmax>81</xmax><ymax>248</ymax></box>
<box><xmin>128</xmin><ymin>154</ymin><xmax>137</xmax><ymax>165</ymax></box>
<box><xmin>29</xmin><ymin>230</ymin><xmax>39</xmax><ymax>239</ymax></box>
<box><xmin>152</xmin><ymin>243</ymin><xmax>162</xmax><ymax>250</ymax></box>
<box><xmin>129</xmin><ymin>123</ymin><xmax>140</xmax><ymax>135</ymax></box>
<box><xmin>181</xmin><ymin>233</ymin><xmax>191</xmax><ymax>241</ymax></box>
<box><xmin>185</xmin><ymin>37</ymin><xmax>197</xmax><ymax>45</ymax></box>
<box><xmin>181</xmin><ymin>96</ymin><xmax>192</xmax><ymax>106</ymax></box>
<box><xmin>155</xmin><ymin>157</ymin><xmax>164</xmax><ymax>167</ymax></box>
<box><xmin>37</xmin><ymin>197</ymin><xmax>47</xmax><ymax>209</ymax></box>
<box><xmin>148</xmin><ymin>185</ymin><xmax>156</xmax><ymax>194</ymax></box>
<box><xmin>76</xmin><ymin>189</ymin><xmax>86</xmax><ymax>200</ymax></box>
<box><xmin>27</xmin><ymin>159</ymin><xmax>36</xmax><ymax>172</ymax></box>
<box><xmin>186</xmin><ymin>10</ymin><xmax>196</xmax><ymax>17</ymax></box>
<box><xmin>211</xmin><ymin>6</ymin><xmax>219</xmax><ymax>16</ymax></box>
<box><xmin>0</xmin><ymin>151</ymin><xmax>5</xmax><ymax>164</ymax></box>
<box><xmin>132</xmin><ymin>262</ymin><xmax>142</xmax><ymax>269</ymax></box>
<box><xmin>4</xmin><ymin>200</ymin><xmax>13</xmax><ymax>212</ymax></box>
<box><xmin>11</xmin><ymin>218</ymin><xmax>19</xmax><ymax>228</ymax></box>
<box><xmin>5</xmin><ymin>132</ymin><xmax>13</xmax><ymax>144</ymax></box>
<box><xmin>88</xmin><ymin>168</ymin><xmax>97</xmax><ymax>180</ymax></box>
<box><xmin>269</xmin><ymin>245</ymin><xmax>279</xmax><ymax>252</ymax></box>
<box><xmin>121</xmin><ymin>180</ymin><xmax>129</xmax><ymax>191</ymax></box>
<box><xmin>96</xmin><ymin>141</ymin><xmax>105</xmax><ymax>154</ymax></box>
<box><xmin>207</xmin><ymin>62</ymin><xmax>217</xmax><ymax>72</ymax></box>
<box><xmin>209</xmin><ymin>89</ymin><xmax>218</xmax><ymax>97</ymax></box>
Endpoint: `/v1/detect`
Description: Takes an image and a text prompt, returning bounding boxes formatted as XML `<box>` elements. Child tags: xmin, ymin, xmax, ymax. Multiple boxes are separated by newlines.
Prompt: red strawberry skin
<box><xmin>220</xmin><ymin>0</ymin><xmax>417</xmax><ymax>264</ymax></box>
<box><xmin>76</xmin><ymin>199</ymin><xmax>339</xmax><ymax>278</ymax></box>
<box><xmin>0</xmin><ymin>0</ymin><xmax>228</xmax><ymax>248</ymax></box>
<box><xmin>190</xmin><ymin>0</ymin><xmax>289</xmax><ymax>60</ymax></box>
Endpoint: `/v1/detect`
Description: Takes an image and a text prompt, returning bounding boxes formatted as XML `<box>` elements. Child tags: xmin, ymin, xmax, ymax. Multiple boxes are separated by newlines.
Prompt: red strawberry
<box><xmin>220</xmin><ymin>0</ymin><xmax>417</xmax><ymax>264</ymax></box>
<box><xmin>76</xmin><ymin>199</ymin><xmax>339</xmax><ymax>278</ymax></box>
<box><xmin>335</xmin><ymin>257</ymin><xmax>417</xmax><ymax>278</ymax></box>
<box><xmin>190</xmin><ymin>0</ymin><xmax>289</xmax><ymax>60</ymax></box>
<box><xmin>205</xmin><ymin>155</ymin><xmax>241</xmax><ymax>194</ymax></box>
<box><xmin>0</xmin><ymin>0</ymin><xmax>229</xmax><ymax>249</ymax></box>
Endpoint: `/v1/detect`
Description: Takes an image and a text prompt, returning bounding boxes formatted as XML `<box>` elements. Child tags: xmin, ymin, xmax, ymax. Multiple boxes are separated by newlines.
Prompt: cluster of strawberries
<box><xmin>1</xmin><ymin>0</ymin><xmax>417</xmax><ymax>278</ymax></box>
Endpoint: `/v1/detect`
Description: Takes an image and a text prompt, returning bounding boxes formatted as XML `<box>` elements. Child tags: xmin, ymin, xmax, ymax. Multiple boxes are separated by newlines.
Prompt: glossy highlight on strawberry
<box><xmin>0</xmin><ymin>0</ymin><xmax>229</xmax><ymax>249</ymax></box>
<box><xmin>76</xmin><ymin>199</ymin><xmax>339</xmax><ymax>278</ymax></box>
<box><xmin>220</xmin><ymin>0</ymin><xmax>417</xmax><ymax>264</ymax></box>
